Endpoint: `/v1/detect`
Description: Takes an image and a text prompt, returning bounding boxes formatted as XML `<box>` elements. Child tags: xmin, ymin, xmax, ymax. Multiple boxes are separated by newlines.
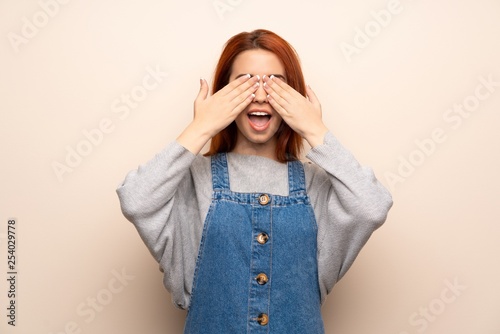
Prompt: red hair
<box><xmin>204</xmin><ymin>29</ymin><xmax>306</xmax><ymax>162</ymax></box>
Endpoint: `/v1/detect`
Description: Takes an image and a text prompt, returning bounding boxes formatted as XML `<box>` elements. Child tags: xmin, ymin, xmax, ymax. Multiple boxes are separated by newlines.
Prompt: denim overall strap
<box><xmin>287</xmin><ymin>159</ymin><xmax>306</xmax><ymax>194</ymax></box>
<box><xmin>211</xmin><ymin>153</ymin><xmax>230</xmax><ymax>191</ymax></box>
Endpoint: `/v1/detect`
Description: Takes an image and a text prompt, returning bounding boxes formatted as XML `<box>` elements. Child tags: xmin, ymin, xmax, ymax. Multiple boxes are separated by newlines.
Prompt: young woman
<box><xmin>116</xmin><ymin>29</ymin><xmax>393</xmax><ymax>333</ymax></box>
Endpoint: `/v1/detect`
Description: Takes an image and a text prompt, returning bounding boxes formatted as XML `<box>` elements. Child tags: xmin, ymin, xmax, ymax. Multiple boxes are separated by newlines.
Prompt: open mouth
<box><xmin>248</xmin><ymin>111</ymin><xmax>271</xmax><ymax>130</ymax></box>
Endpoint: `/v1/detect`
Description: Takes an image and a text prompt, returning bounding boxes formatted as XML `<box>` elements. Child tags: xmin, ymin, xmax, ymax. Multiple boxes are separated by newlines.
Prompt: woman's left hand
<box><xmin>263</xmin><ymin>75</ymin><xmax>329</xmax><ymax>148</ymax></box>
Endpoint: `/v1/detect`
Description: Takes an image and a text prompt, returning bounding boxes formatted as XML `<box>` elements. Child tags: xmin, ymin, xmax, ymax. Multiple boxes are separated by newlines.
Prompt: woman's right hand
<box><xmin>177</xmin><ymin>74</ymin><xmax>259</xmax><ymax>154</ymax></box>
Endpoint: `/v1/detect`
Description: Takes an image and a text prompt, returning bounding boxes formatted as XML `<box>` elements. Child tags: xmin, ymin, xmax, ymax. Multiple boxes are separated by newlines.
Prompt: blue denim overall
<box><xmin>184</xmin><ymin>153</ymin><xmax>324</xmax><ymax>333</ymax></box>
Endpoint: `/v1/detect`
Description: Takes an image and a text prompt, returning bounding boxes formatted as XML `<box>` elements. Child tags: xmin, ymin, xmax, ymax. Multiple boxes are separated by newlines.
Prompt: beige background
<box><xmin>1</xmin><ymin>0</ymin><xmax>499</xmax><ymax>333</ymax></box>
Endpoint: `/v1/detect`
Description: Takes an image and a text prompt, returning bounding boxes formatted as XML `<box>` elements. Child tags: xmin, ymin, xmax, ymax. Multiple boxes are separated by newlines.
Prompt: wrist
<box><xmin>176</xmin><ymin>121</ymin><xmax>213</xmax><ymax>155</ymax></box>
<box><xmin>304</xmin><ymin>125</ymin><xmax>329</xmax><ymax>148</ymax></box>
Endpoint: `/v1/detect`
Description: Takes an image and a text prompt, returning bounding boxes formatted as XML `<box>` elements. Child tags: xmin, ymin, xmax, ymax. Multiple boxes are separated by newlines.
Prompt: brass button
<box><xmin>256</xmin><ymin>233</ymin><xmax>269</xmax><ymax>245</ymax></box>
<box><xmin>257</xmin><ymin>313</ymin><xmax>269</xmax><ymax>326</ymax></box>
<box><xmin>258</xmin><ymin>194</ymin><xmax>270</xmax><ymax>205</ymax></box>
<box><xmin>256</xmin><ymin>273</ymin><xmax>268</xmax><ymax>285</ymax></box>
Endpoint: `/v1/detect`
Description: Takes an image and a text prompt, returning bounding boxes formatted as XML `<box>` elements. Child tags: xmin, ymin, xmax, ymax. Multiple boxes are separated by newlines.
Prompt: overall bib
<box><xmin>184</xmin><ymin>153</ymin><xmax>324</xmax><ymax>334</ymax></box>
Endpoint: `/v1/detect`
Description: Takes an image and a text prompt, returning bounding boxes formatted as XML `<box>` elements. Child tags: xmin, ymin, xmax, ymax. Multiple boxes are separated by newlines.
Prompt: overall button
<box><xmin>256</xmin><ymin>233</ymin><xmax>269</xmax><ymax>245</ymax></box>
<box><xmin>257</xmin><ymin>313</ymin><xmax>269</xmax><ymax>326</ymax></box>
<box><xmin>258</xmin><ymin>194</ymin><xmax>270</xmax><ymax>205</ymax></box>
<box><xmin>255</xmin><ymin>273</ymin><xmax>269</xmax><ymax>285</ymax></box>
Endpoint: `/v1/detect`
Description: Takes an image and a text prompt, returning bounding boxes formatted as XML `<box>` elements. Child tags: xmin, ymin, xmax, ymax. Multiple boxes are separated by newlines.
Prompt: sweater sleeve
<box><xmin>116</xmin><ymin>141</ymin><xmax>201</xmax><ymax>309</ymax></box>
<box><xmin>305</xmin><ymin>132</ymin><xmax>393</xmax><ymax>303</ymax></box>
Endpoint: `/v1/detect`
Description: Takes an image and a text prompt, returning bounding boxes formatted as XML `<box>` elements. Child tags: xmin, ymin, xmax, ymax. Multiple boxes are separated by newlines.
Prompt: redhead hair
<box><xmin>204</xmin><ymin>29</ymin><xmax>306</xmax><ymax>162</ymax></box>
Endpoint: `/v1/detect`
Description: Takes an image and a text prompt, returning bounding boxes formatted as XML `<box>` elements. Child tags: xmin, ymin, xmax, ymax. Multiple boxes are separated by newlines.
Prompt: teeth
<box><xmin>249</xmin><ymin>112</ymin><xmax>269</xmax><ymax>116</ymax></box>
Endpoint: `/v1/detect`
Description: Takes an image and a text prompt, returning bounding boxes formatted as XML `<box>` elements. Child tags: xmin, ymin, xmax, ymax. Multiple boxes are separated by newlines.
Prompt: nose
<box><xmin>253</xmin><ymin>76</ymin><xmax>268</xmax><ymax>103</ymax></box>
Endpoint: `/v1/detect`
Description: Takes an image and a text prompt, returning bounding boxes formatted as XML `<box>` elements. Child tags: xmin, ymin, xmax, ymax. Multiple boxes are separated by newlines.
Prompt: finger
<box><xmin>264</xmin><ymin>84</ymin><xmax>290</xmax><ymax>112</ymax></box>
<box><xmin>306</xmin><ymin>84</ymin><xmax>321</xmax><ymax>108</ymax></box>
<box><xmin>226</xmin><ymin>75</ymin><xmax>259</xmax><ymax>101</ymax></box>
<box><xmin>263</xmin><ymin>75</ymin><xmax>295</xmax><ymax>102</ymax></box>
<box><xmin>231</xmin><ymin>80</ymin><xmax>259</xmax><ymax>109</ymax></box>
<box><xmin>228</xmin><ymin>79</ymin><xmax>259</xmax><ymax>107</ymax></box>
<box><xmin>231</xmin><ymin>91</ymin><xmax>256</xmax><ymax>116</ymax></box>
<box><xmin>219</xmin><ymin>74</ymin><xmax>255</xmax><ymax>97</ymax></box>
<box><xmin>266</xmin><ymin>93</ymin><xmax>288</xmax><ymax>117</ymax></box>
<box><xmin>196</xmin><ymin>78</ymin><xmax>209</xmax><ymax>102</ymax></box>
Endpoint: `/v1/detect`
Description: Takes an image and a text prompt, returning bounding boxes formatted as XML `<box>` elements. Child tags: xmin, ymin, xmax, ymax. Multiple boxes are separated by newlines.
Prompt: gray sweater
<box><xmin>116</xmin><ymin>132</ymin><xmax>393</xmax><ymax>310</ymax></box>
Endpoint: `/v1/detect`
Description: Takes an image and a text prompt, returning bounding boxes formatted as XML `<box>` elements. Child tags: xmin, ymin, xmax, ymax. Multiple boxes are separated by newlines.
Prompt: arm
<box><xmin>116</xmin><ymin>142</ymin><xmax>196</xmax><ymax>258</ymax></box>
<box><xmin>116</xmin><ymin>75</ymin><xmax>259</xmax><ymax>308</ymax></box>
<box><xmin>263</xmin><ymin>74</ymin><xmax>392</xmax><ymax>225</ymax></box>
<box><xmin>264</xmin><ymin>76</ymin><xmax>393</xmax><ymax>300</ymax></box>
<box><xmin>116</xmin><ymin>142</ymin><xmax>202</xmax><ymax>309</ymax></box>
<box><xmin>306</xmin><ymin>132</ymin><xmax>393</xmax><ymax>302</ymax></box>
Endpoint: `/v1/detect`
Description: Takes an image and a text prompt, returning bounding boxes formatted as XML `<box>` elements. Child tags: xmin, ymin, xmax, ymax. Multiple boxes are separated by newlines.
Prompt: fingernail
<box><xmin>256</xmin><ymin>75</ymin><xmax>260</xmax><ymax>81</ymax></box>
<box><xmin>251</xmin><ymin>93</ymin><xmax>256</xmax><ymax>99</ymax></box>
<box><xmin>270</xmin><ymin>75</ymin><xmax>275</xmax><ymax>80</ymax></box>
<box><xmin>246</xmin><ymin>74</ymin><xmax>251</xmax><ymax>79</ymax></box>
